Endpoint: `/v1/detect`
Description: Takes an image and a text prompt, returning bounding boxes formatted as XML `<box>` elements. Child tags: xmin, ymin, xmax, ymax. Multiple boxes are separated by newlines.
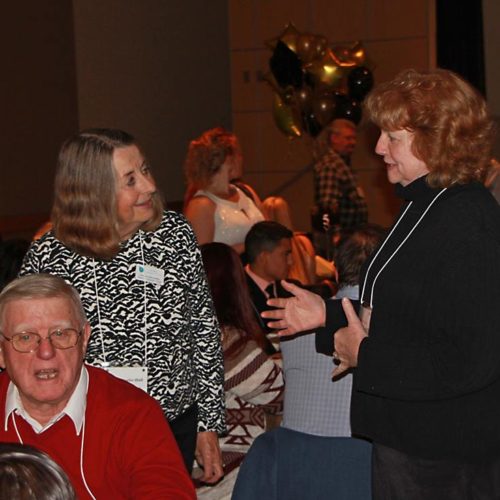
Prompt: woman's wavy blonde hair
<box><xmin>364</xmin><ymin>68</ymin><xmax>495</xmax><ymax>187</ymax></box>
<box><xmin>52</xmin><ymin>129</ymin><xmax>163</xmax><ymax>260</ymax></box>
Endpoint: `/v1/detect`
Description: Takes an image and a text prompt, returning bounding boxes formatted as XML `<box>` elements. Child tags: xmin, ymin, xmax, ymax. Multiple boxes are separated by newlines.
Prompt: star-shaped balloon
<box><xmin>265</xmin><ymin>22</ymin><xmax>300</xmax><ymax>52</ymax></box>
<box><xmin>305</xmin><ymin>49</ymin><xmax>346</xmax><ymax>89</ymax></box>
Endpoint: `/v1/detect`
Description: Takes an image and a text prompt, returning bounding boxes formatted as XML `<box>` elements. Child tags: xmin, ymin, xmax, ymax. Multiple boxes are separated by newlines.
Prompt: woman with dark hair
<box><xmin>0</xmin><ymin>443</ymin><xmax>76</xmax><ymax>499</ymax></box>
<box><xmin>19</xmin><ymin>129</ymin><xmax>225</xmax><ymax>484</ymax></box>
<box><xmin>264</xmin><ymin>69</ymin><xmax>500</xmax><ymax>499</ymax></box>
<box><xmin>198</xmin><ymin>242</ymin><xmax>284</xmax><ymax>499</ymax></box>
<box><xmin>183</xmin><ymin>127</ymin><xmax>264</xmax><ymax>254</ymax></box>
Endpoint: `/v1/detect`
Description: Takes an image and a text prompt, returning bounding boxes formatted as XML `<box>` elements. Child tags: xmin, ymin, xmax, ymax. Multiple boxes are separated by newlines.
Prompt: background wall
<box><xmin>1</xmin><ymin>1</ymin><xmax>231</xmax><ymax>238</ymax></box>
<box><xmin>483</xmin><ymin>0</ymin><xmax>500</xmax><ymax>158</ymax></box>
<box><xmin>2</xmin><ymin>1</ymin><xmax>498</xmax><ymax>239</ymax></box>
<box><xmin>72</xmin><ymin>0</ymin><xmax>232</xmax><ymax>207</ymax></box>
<box><xmin>229</xmin><ymin>0</ymin><xmax>436</xmax><ymax>230</ymax></box>
<box><xmin>0</xmin><ymin>3</ymin><xmax>78</xmax><ymax>236</ymax></box>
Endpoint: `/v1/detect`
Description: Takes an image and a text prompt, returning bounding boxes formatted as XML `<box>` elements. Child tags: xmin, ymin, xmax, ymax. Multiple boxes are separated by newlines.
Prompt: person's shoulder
<box><xmin>185</xmin><ymin>194</ymin><xmax>216</xmax><ymax>211</ymax></box>
<box><xmin>445</xmin><ymin>182</ymin><xmax>499</xmax><ymax>214</ymax></box>
<box><xmin>150</xmin><ymin>210</ymin><xmax>195</xmax><ymax>237</ymax></box>
<box><xmin>87</xmin><ymin>366</ymin><xmax>159</xmax><ymax>411</ymax></box>
<box><xmin>29</xmin><ymin>229</ymin><xmax>62</xmax><ymax>251</ymax></box>
<box><xmin>440</xmin><ymin>182</ymin><xmax>500</xmax><ymax>238</ymax></box>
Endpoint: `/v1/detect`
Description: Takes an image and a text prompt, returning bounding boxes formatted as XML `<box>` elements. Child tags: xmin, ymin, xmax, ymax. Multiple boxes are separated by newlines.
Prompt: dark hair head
<box><xmin>245</xmin><ymin>221</ymin><xmax>293</xmax><ymax>264</ymax></box>
<box><xmin>52</xmin><ymin>128</ymin><xmax>164</xmax><ymax>260</ymax></box>
<box><xmin>201</xmin><ymin>242</ymin><xmax>266</xmax><ymax>356</ymax></box>
<box><xmin>364</xmin><ymin>68</ymin><xmax>495</xmax><ymax>187</ymax></box>
<box><xmin>335</xmin><ymin>224</ymin><xmax>387</xmax><ymax>287</ymax></box>
<box><xmin>0</xmin><ymin>443</ymin><xmax>76</xmax><ymax>499</ymax></box>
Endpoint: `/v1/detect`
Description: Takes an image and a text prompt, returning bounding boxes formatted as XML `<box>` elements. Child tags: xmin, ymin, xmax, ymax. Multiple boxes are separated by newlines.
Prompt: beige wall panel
<box><xmin>73</xmin><ymin>1</ymin><xmax>231</xmax><ymax>204</ymax></box>
<box><xmin>231</xmin><ymin>51</ymin><xmax>259</xmax><ymax>112</ymax></box>
<box><xmin>257</xmin><ymin>1</ymin><xmax>314</xmax><ymax>41</ymax></box>
<box><xmin>228</xmin><ymin>1</ymin><xmax>256</xmax><ymax>49</ymax></box>
<box><xmin>245</xmin><ymin>171</ymin><xmax>316</xmax><ymax>231</ymax></box>
<box><xmin>234</xmin><ymin>112</ymin><xmax>313</xmax><ymax>175</ymax></box>
<box><xmin>231</xmin><ymin>50</ymin><xmax>275</xmax><ymax>112</ymax></box>
<box><xmin>230</xmin><ymin>0</ymin><xmax>315</xmax><ymax>49</ymax></box>
<box><xmin>0</xmin><ymin>2</ymin><xmax>78</xmax><ymax>221</ymax></box>
<box><xmin>365</xmin><ymin>38</ymin><xmax>430</xmax><ymax>84</ymax></box>
<box><xmin>312</xmin><ymin>0</ymin><xmax>367</xmax><ymax>43</ymax></box>
<box><xmin>364</xmin><ymin>0</ymin><xmax>429</xmax><ymax>40</ymax></box>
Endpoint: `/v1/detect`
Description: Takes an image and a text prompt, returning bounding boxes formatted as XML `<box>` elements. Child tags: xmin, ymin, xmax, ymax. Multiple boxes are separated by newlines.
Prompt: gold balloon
<box><xmin>312</xmin><ymin>91</ymin><xmax>337</xmax><ymax>127</ymax></box>
<box><xmin>265</xmin><ymin>22</ymin><xmax>300</xmax><ymax>52</ymax></box>
<box><xmin>332</xmin><ymin>41</ymin><xmax>366</xmax><ymax>68</ymax></box>
<box><xmin>273</xmin><ymin>93</ymin><xmax>302</xmax><ymax>138</ymax></box>
<box><xmin>295</xmin><ymin>33</ymin><xmax>316</xmax><ymax>63</ymax></box>
<box><xmin>295</xmin><ymin>85</ymin><xmax>313</xmax><ymax>110</ymax></box>
<box><xmin>312</xmin><ymin>35</ymin><xmax>328</xmax><ymax>60</ymax></box>
<box><xmin>350</xmin><ymin>41</ymin><xmax>366</xmax><ymax>66</ymax></box>
<box><xmin>306</xmin><ymin>49</ymin><xmax>346</xmax><ymax>89</ymax></box>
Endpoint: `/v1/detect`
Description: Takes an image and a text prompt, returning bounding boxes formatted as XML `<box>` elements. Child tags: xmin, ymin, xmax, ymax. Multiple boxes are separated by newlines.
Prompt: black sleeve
<box><xmin>315</xmin><ymin>299</ymin><xmax>360</xmax><ymax>355</ymax></box>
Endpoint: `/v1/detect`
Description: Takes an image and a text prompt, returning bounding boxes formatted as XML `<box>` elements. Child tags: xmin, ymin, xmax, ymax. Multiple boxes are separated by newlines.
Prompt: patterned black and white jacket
<box><xmin>20</xmin><ymin>211</ymin><xmax>225</xmax><ymax>433</ymax></box>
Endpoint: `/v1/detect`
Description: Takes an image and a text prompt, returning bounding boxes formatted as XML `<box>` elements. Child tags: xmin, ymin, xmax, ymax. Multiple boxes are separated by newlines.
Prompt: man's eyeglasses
<box><xmin>0</xmin><ymin>328</ymin><xmax>83</xmax><ymax>353</ymax></box>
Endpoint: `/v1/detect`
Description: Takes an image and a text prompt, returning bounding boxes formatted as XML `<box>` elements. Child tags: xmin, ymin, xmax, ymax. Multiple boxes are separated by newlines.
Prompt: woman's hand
<box><xmin>261</xmin><ymin>280</ymin><xmax>326</xmax><ymax>335</ymax></box>
<box><xmin>332</xmin><ymin>298</ymin><xmax>368</xmax><ymax>378</ymax></box>
<box><xmin>195</xmin><ymin>431</ymin><xmax>224</xmax><ymax>484</ymax></box>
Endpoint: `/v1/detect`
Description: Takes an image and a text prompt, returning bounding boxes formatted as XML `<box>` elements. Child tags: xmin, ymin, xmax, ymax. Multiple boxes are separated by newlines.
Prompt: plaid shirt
<box><xmin>313</xmin><ymin>150</ymin><xmax>368</xmax><ymax>230</ymax></box>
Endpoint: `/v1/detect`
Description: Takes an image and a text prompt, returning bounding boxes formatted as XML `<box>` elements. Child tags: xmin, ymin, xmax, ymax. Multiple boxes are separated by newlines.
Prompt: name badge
<box><xmin>105</xmin><ymin>366</ymin><xmax>148</xmax><ymax>393</ymax></box>
<box><xmin>135</xmin><ymin>264</ymin><xmax>164</xmax><ymax>286</ymax></box>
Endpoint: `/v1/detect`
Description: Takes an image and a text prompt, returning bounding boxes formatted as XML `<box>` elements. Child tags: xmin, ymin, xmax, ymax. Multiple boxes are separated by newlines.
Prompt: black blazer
<box><xmin>245</xmin><ymin>273</ymin><xmax>294</xmax><ymax>334</ymax></box>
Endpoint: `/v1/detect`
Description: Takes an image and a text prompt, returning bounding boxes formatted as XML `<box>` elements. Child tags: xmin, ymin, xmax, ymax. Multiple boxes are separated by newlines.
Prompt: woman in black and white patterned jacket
<box><xmin>20</xmin><ymin>129</ymin><xmax>225</xmax><ymax>484</ymax></box>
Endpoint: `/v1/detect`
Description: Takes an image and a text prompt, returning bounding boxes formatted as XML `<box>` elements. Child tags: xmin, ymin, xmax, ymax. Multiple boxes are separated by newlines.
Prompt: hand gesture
<box><xmin>195</xmin><ymin>431</ymin><xmax>224</xmax><ymax>484</ymax></box>
<box><xmin>332</xmin><ymin>298</ymin><xmax>368</xmax><ymax>378</ymax></box>
<box><xmin>261</xmin><ymin>280</ymin><xmax>326</xmax><ymax>336</ymax></box>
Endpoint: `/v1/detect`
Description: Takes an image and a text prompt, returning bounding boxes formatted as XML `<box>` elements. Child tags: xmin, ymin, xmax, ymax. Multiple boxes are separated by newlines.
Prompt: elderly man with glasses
<box><xmin>0</xmin><ymin>273</ymin><xmax>195</xmax><ymax>499</ymax></box>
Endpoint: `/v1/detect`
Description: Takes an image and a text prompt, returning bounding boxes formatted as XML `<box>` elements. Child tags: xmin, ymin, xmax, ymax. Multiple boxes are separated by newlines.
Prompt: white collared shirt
<box><xmin>245</xmin><ymin>265</ymin><xmax>275</xmax><ymax>298</ymax></box>
<box><xmin>4</xmin><ymin>366</ymin><xmax>89</xmax><ymax>436</ymax></box>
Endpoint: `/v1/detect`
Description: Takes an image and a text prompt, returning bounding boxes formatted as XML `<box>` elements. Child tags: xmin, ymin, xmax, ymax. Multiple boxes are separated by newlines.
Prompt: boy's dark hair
<box><xmin>245</xmin><ymin>221</ymin><xmax>293</xmax><ymax>264</ymax></box>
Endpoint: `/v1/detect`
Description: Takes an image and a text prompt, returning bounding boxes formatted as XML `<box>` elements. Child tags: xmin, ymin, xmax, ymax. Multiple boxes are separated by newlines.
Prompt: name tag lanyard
<box><xmin>360</xmin><ymin>187</ymin><xmax>447</xmax><ymax>309</ymax></box>
<box><xmin>91</xmin><ymin>232</ymin><xmax>150</xmax><ymax>367</ymax></box>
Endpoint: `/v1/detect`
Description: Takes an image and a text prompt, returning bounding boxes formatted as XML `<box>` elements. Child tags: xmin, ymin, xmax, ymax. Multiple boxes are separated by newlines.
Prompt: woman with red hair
<box><xmin>264</xmin><ymin>69</ymin><xmax>500</xmax><ymax>499</ymax></box>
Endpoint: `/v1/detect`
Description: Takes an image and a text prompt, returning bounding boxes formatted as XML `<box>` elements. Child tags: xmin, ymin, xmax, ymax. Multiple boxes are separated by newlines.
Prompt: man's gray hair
<box><xmin>330</xmin><ymin>118</ymin><xmax>356</xmax><ymax>135</ymax></box>
<box><xmin>0</xmin><ymin>274</ymin><xmax>87</xmax><ymax>327</ymax></box>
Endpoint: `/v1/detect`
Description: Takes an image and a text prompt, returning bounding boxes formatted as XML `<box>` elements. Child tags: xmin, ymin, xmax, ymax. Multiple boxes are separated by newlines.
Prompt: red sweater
<box><xmin>0</xmin><ymin>366</ymin><xmax>195</xmax><ymax>499</ymax></box>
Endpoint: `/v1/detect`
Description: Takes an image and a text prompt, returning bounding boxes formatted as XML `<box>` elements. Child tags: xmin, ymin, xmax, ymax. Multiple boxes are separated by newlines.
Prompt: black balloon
<box><xmin>347</xmin><ymin>66</ymin><xmax>374</xmax><ymax>101</ymax></box>
<box><xmin>269</xmin><ymin>41</ymin><xmax>303</xmax><ymax>89</ymax></box>
<box><xmin>333</xmin><ymin>93</ymin><xmax>363</xmax><ymax>125</ymax></box>
<box><xmin>301</xmin><ymin>111</ymin><xmax>322</xmax><ymax>137</ymax></box>
<box><xmin>312</xmin><ymin>91</ymin><xmax>337</xmax><ymax>127</ymax></box>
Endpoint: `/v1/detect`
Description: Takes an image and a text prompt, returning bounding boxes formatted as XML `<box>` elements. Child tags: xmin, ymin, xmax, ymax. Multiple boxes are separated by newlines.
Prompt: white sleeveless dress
<box><xmin>194</xmin><ymin>186</ymin><xmax>264</xmax><ymax>246</ymax></box>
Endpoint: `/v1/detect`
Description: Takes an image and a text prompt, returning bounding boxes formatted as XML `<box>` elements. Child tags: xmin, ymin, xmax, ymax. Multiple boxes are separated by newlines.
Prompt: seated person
<box><xmin>262</xmin><ymin>196</ymin><xmax>337</xmax><ymax>296</ymax></box>
<box><xmin>281</xmin><ymin>224</ymin><xmax>385</xmax><ymax>436</ymax></box>
<box><xmin>183</xmin><ymin>127</ymin><xmax>264</xmax><ymax>255</ymax></box>
<box><xmin>0</xmin><ymin>443</ymin><xmax>76</xmax><ymax>499</ymax></box>
<box><xmin>0</xmin><ymin>274</ymin><xmax>195</xmax><ymax>499</ymax></box>
<box><xmin>197</xmin><ymin>242</ymin><xmax>284</xmax><ymax>499</ymax></box>
<box><xmin>244</xmin><ymin>221</ymin><xmax>294</xmax><ymax>350</ymax></box>
<box><xmin>232</xmin><ymin>225</ymin><xmax>384</xmax><ymax>500</ymax></box>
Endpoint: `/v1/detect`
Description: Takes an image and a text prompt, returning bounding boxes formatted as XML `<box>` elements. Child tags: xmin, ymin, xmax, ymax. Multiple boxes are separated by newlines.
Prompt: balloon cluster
<box><xmin>265</xmin><ymin>23</ymin><xmax>374</xmax><ymax>138</ymax></box>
